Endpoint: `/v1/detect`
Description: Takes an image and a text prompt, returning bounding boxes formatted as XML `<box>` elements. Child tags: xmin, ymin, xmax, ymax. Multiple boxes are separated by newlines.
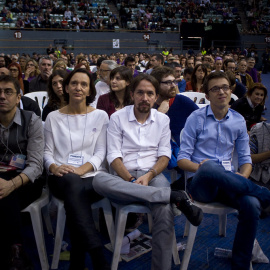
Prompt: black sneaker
<box><xmin>171</xmin><ymin>190</ymin><xmax>203</xmax><ymax>227</ymax></box>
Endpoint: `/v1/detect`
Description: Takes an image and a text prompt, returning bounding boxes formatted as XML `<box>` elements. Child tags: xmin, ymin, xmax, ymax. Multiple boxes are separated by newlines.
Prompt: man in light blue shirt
<box><xmin>177</xmin><ymin>71</ymin><xmax>270</xmax><ymax>270</ymax></box>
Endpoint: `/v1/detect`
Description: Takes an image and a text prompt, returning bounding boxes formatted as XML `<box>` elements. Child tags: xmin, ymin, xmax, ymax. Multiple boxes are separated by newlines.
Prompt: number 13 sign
<box><xmin>14</xmin><ymin>31</ymin><xmax>22</xmax><ymax>39</ymax></box>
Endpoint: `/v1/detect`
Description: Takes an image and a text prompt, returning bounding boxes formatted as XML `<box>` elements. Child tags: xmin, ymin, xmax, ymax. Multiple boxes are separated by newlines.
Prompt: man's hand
<box><xmin>235</xmin><ymin>172</ymin><xmax>248</xmax><ymax>178</ymax></box>
<box><xmin>134</xmin><ymin>173</ymin><xmax>152</xmax><ymax>186</ymax></box>
<box><xmin>198</xmin><ymin>159</ymin><xmax>209</xmax><ymax>168</ymax></box>
<box><xmin>157</xmin><ymin>100</ymin><xmax>170</xmax><ymax>114</ymax></box>
<box><xmin>0</xmin><ymin>178</ymin><xmax>15</xmax><ymax>200</ymax></box>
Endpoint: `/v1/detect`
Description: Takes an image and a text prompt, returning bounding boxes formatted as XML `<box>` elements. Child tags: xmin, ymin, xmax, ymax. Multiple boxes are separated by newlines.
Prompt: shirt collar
<box><xmin>12</xmin><ymin>107</ymin><xmax>22</xmax><ymax>126</ymax></box>
<box><xmin>206</xmin><ymin>104</ymin><xmax>230</xmax><ymax>120</ymax></box>
<box><xmin>0</xmin><ymin>107</ymin><xmax>21</xmax><ymax>129</ymax></box>
<box><xmin>247</xmin><ymin>97</ymin><xmax>255</xmax><ymax>108</ymax></box>
<box><xmin>128</xmin><ymin>105</ymin><xmax>156</xmax><ymax>124</ymax></box>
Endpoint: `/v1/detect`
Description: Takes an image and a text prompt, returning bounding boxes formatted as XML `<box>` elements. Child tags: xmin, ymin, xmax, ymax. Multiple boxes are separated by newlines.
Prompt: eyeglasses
<box><xmin>0</xmin><ymin>89</ymin><xmax>17</xmax><ymax>96</ymax></box>
<box><xmin>209</xmin><ymin>85</ymin><xmax>230</xmax><ymax>93</ymax></box>
<box><xmin>160</xmin><ymin>80</ymin><xmax>177</xmax><ymax>86</ymax></box>
<box><xmin>9</xmin><ymin>68</ymin><xmax>19</xmax><ymax>72</ymax></box>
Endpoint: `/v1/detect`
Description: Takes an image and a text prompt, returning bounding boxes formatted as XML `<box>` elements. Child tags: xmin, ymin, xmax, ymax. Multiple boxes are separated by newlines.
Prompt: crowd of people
<box><xmin>244</xmin><ymin>0</ymin><xmax>270</xmax><ymax>34</ymax></box>
<box><xmin>0</xmin><ymin>45</ymin><xmax>270</xmax><ymax>270</ymax></box>
<box><xmin>0</xmin><ymin>0</ymin><xmax>270</xmax><ymax>34</ymax></box>
<box><xmin>0</xmin><ymin>0</ymin><xmax>257</xmax><ymax>32</ymax></box>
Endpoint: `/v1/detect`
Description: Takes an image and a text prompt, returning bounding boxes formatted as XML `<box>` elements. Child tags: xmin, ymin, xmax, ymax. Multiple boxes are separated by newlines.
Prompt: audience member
<box><xmin>42</xmin><ymin>69</ymin><xmax>67</xmax><ymax>121</ymax></box>
<box><xmin>91</xmin><ymin>59</ymin><xmax>118</xmax><ymax>108</ymax></box>
<box><xmin>97</xmin><ymin>66</ymin><xmax>132</xmax><ymax>118</ymax></box>
<box><xmin>0</xmin><ymin>75</ymin><xmax>44</xmax><ymax>270</ymax></box>
<box><xmin>29</xmin><ymin>56</ymin><xmax>53</xmax><ymax>92</ymax></box>
<box><xmin>178</xmin><ymin>71</ymin><xmax>270</xmax><ymax>270</ymax></box>
<box><xmin>93</xmin><ymin>74</ymin><xmax>203</xmax><ymax>270</ymax></box>
<box><xmin>185</xmin><ymin>64</ymin><xmax>207</xmax><ymax>92</ymax></box>
<box><xmin>231</xmin><ymin>83</ymin><xmax>267</xmax><ymax>131</ymax></box>
<box><xmin>44</xmin><ymin>68</ymin><xmax>110</xmax><ymax>270</ymax></box>
<box><xmin>8</xmin><ymin>62</ymin><xmax>24</xmax><ymax>93</ymax></box>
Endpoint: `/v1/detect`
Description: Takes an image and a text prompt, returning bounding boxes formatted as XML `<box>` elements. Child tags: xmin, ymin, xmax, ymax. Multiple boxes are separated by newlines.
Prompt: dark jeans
<box><xmin>0</xmin><ymin>171</ymin><xmax>44</xmax><ymax>268</ymax></box>
<box><xmin>48</xmin><ymin>173</ymin><xmax>105</xmax><ymax>270</ymax></box>
<box><xmin>188</xmin><ymin>161</ymin><xmax>270</xmax><ymax>270</ymax></box>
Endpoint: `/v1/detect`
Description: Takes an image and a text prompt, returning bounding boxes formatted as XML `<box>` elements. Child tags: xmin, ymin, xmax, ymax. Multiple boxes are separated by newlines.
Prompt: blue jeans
<box><xmin>188</xmin><ymin>160</ymin><xmax>270</xmax><ymax>270</ymax></box>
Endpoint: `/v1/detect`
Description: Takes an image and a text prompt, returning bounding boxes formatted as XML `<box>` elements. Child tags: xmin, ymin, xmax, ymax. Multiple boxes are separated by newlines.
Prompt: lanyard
<box><xmin>0</xmin><ymin>126</ymin><xmax>23</xmax><ymax>162</ymax></box>
<box><xmin>67</xmin><ymin>109</ymin><xmax>88</xmax><ymax>156</ymax></box>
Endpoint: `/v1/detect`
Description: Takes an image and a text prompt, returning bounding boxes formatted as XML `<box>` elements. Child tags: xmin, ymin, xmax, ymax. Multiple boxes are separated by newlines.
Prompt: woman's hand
<box><xmin>24</xmin><ymin>66</ymin><xmax>35</xmax><ymax>80</ymax></box>
<box><xmin>51</xmin><ymin>164</ymin><xmax>75</xmax><ymax>177</ymax></box>
<box><xmin>68</xmin><ymin>166</ymin><xmax>85</xmax><ymax>176</ymax></box>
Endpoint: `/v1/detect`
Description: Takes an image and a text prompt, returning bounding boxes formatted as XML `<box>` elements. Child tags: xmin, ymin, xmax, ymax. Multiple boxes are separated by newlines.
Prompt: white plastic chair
<box><xmin>179</xmin><ymin>130</ymin><xmax>239</xmax><ymax>269</ymax></box>
<box><xmin>24</xmin><ymin>91</ymin><xmax>48</xmax><ymax>113</ymax></box>
<box><xmin>110</xmin><ymin>202</ymin><xmax>180</xmax><ymax>270</ymax></box>
<box><xmin>21</xmin><ymin>188</ymin><xmax>52</xmax><ymax>270</ymax></box>
<box><xmin>51</xmin><ymin>196</ymin><xmax>115</xmax><ymax>269</ymax></box>
<box><xmin>231</xmin><ymin>93</ymin><xmax>239</xmax><ymax>101</ymax></box>
<box><xmin>179</xmin><ymin>92</ymin><xmax>210</xmax><ymax>105</ymax></box>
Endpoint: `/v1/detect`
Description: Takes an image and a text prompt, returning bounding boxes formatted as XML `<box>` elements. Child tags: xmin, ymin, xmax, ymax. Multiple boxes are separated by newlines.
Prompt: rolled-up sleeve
<box><xmin>158</xmin><ymin>116</ymin><xmax>171</xmax><ymax>159</ymax></box>
<box><xmin>177</xmin><ymin>113</ymin><xmax>197</xmax><ymax>162</ymax></box>
<box><xmin>236</xmin><ymin>118</ymin><xmax>252</xmax><ymax>167</ymax></box>
<box><xmin>43</xmin><ymin>116</ymin><xmax>55</xmax><ymax>174</ymax></box>
<box><xmin>23</xmin><ymin>114</ymin><xmax>44</xmax><ymax>182</ymax></box>
<box><xmin>107</xmin><ymin>114</ymin><xmax>123</xmax><ymax>165</ymax></box>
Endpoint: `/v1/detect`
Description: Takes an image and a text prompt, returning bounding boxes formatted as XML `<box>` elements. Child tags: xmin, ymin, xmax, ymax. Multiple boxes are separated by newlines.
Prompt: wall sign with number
<box><xmin>14</xmin><ymin>31</ymin><xmax>22</xmax><ymax>39</ymax></box>
<box><xmin>143</xmin><ymin>34</ymin><xmax>150</xmax><ymax>40</ymax></box>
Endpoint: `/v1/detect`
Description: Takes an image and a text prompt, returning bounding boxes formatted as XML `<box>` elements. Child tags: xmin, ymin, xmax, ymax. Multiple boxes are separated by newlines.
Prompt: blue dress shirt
<box><xmin>177</xmin><ymin>105</ymin><xmax>251</xmax><ymax>178</ymax></box>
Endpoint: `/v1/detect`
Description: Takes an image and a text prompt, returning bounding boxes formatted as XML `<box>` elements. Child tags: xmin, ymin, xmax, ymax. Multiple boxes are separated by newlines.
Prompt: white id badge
<box><xmin>9</xmin><ymin>154</ymin><xmax>26</xmax><ymax>169</ymax></box>
<box><xmin>68</xmin><ymin>154</ymin><xmax>84</xmax><ymax>166</ymax></box>
<box><xmin>222</xmin><ymin>160</ymin><xmax>232</xmax><ymax>171</ymax></box>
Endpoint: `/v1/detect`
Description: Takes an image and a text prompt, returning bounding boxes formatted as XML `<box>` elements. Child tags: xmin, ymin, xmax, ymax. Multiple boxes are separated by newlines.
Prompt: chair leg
<box><xmin>180</xmin><ymin>224</ymin><xmax>198</xmax><ymax>270</ymax></box>
<box><xmin>42</xmin><ymin>204</ymin><xmax>54</xmax><ymax>235</ymax></box>
<box><xmin>183</xmin><ymin>220</ymin><xmax>190</xmax><ymax>237</ymax></box>
<box><xmin>51</xmin><ymin>202</ymin><xmax>66</xmax><ymax>269</ymax></box>
<box><xmin>219</xmin><ymin>214</ymin><xmax>227</xmax><ymax>237</ymax></box>
<box><xmin>172</xmin><ymin>227</ymin><xmax>180</xmax><ymax>265</ymax></box>
<box><xmin>147</xmin><ymin>213</ymin><xmax>152</xmax><ymax>233</ymax></box>
<box><xmin>92</xmin><ymin>207</ymin><xmax>100</xmax><ymax>231</ymax></box>
<box><xmin>29</xmin><ymin>207</ymin><xmax>49</xmax><ymax>270</ymax></box>
<box><xmin>111</xmin><ymin>207</ymin><xmax>128</xmax><ymax>270</ymax></box>
<box><xmin>102</xmin><ymin>199</ymin><xmax>116</xmax><ymax>248</ymax></box>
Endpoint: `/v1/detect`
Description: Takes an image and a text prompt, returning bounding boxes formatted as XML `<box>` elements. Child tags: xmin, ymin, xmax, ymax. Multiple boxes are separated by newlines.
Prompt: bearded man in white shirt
<box><xmin>93</xmin><ymin>73</ymin><xmax>202</xmax><ymax>270</ymax></box>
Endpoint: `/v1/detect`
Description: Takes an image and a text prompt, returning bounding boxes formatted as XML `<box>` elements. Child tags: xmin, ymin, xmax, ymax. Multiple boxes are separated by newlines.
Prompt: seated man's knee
<box><xmin>199</xmin><ymin>160</ymin><xmax>219</xmax><ymax>173</ymax></box>
<box><xmin>93</xmin><ymin>172</ymin><xmax>110</xmax><ymax>190</ymax></box>
<box><xmin>238</xmin><ymin>196</ymin><xmax>261</xmax><ymax>219</ymax></box>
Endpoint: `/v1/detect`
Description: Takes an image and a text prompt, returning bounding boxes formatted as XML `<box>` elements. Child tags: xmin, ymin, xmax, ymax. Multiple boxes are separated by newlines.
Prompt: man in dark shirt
<box><xmin>29</xmin><ymin>57</ymin><xmax>53</xmax><ymax>92</ymax></box>
<box><xmin>0</xmin><ymin>75</ymin><xmax>44</xmax><ymax>269</ymax></box>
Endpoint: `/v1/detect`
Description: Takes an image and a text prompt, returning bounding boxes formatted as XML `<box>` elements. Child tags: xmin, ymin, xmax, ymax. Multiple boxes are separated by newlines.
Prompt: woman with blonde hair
<box><xmin>53</xmin><ymin>59</ymin><xmax>67</xmax><ymax>72</ymax></box>
<box><xmin>23</xmin><ymin>59</ymin><xmax>40</xmax><ymax>82</ymax></box>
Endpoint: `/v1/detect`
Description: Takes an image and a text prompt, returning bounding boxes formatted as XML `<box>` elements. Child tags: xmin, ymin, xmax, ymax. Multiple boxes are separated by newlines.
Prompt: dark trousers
<box><xmin>0</xmin><ymin>172</ymin><xmax>44</xmax><ymax>269</ymax></box>
<box><xmin>48</xmin><ymin>173</ymin><xmax>105</xmax><ymax>270</ymax></box>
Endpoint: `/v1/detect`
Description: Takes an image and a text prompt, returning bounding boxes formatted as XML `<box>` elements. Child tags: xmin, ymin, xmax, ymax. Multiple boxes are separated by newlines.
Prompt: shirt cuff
<box><xmin>107</xmin><ymin>152</ymin><xmax>123</xmax><ymax>166</ymax></box>
<box><xmin>158</xmin><ymin>147</ymin><xmax>171</xmax><ymax>159</ymax></box>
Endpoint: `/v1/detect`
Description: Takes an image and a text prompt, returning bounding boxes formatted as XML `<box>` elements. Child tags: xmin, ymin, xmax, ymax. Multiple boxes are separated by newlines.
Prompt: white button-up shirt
<box><xmin>107</xmin><ymin>105</ymin><xmax>171</xmax><ymax>171</ymax></box>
